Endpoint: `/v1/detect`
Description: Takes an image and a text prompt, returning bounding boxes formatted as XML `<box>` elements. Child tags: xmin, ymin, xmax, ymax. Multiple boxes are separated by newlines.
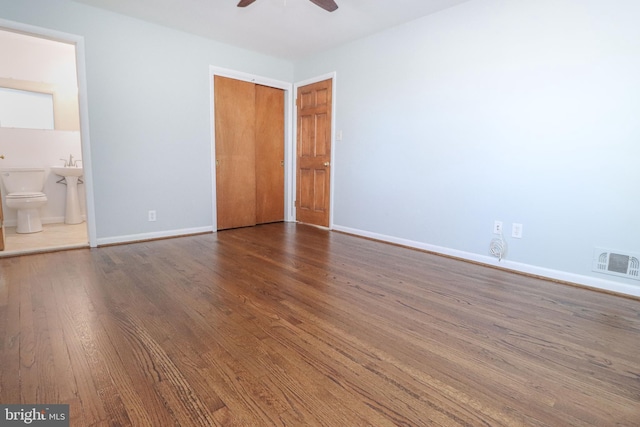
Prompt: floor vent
<box><xmin>593</xmin><ymin>248</ymin><xmax>640</xmax><ymax>280</ymax></box>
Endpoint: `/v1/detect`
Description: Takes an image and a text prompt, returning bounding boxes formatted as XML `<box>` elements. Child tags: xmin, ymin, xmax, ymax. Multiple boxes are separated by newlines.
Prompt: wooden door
<box><xmin>296</xmin><ymin>79</ymin><xmax>332</xmax><ymax>227</ymax></box>
<box><xmin>255</xmin><ymin>85</ymin><xmax>284</xmax><ymax>224</ymax></box>
<box><xmin>0</xmin><ymin>155</ymin><xmax>3</xmax><ymax>250</ymax></box>
<box><xmin>0</xmin><ymin>186</ymin><xmax>4</xmax><ymax>251</ymax></box>
<box><xmin>214</xmin><ymin>75</ymin><xmax>257</xmax><ymax>230</ymax></box>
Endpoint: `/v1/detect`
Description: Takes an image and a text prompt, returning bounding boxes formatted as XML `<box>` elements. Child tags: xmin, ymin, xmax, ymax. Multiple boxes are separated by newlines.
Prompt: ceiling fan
<box><xmin>237</xmin><ymin>0</ymin><xmax>338</xmax><ymax>12</ymax></box>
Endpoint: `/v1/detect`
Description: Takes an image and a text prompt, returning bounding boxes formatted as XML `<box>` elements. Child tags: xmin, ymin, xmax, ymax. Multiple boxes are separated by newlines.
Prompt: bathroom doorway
<box><xmin>0</xmin><ymin>22</ymin><xmax>95</xmax><ymax>256</ymax></box>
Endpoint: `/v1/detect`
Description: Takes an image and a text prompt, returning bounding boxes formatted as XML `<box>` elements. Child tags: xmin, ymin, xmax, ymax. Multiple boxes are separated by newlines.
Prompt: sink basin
<box><xmin>51</xmin><ymin>166</ymin><xmax>84</xmax><ymax>177</ymax></box>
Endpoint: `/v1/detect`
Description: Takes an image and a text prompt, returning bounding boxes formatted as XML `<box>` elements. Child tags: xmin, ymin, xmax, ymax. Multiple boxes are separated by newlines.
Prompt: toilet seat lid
<box><xmin>7</xmin><ymin>192</ymin><xmax>46</xmax><ymax>199</ymax></box>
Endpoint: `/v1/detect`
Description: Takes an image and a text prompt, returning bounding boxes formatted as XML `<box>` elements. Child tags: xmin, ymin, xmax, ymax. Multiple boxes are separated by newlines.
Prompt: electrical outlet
<box><xmin>148</xmin><ymin>210</ymin><xmax>156</xmax><ymax>222</ymax></box>
<box><xmin>493</xmin><ymin>220</ymin><xmax>503</xmax><ymax>234</ymax></box>
<box><xmin>512</xmin><ymin>223</ymin><xmax>523</xmax><ymax>238</ymax></box>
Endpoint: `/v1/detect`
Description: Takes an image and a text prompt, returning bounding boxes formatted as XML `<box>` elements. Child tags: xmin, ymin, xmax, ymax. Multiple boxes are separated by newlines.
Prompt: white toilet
<box><xmin>1</xmin><ymin>168</ymin><xmax>48</xmax><ymax>233</ymax></box>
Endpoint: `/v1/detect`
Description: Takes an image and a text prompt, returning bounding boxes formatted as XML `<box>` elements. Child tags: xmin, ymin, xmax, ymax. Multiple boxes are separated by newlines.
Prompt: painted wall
<box><xmin>0</xmin><ymin>30</ymin><xmax>80</xmax><ymax>130</ymax></box>
<box><xmin>1</xmin><ymin>0</ymin><xmax>637</xmax><ymax>295</ymax></box>
<box><xmin>294</xmin><ymin>0</ymin><xmax>640</xmax><ymax>293</ymax></box>
<box><xmin>0</xmin><ymin>0</ymin><xmax>293</xmax><ymax>241</ymax></box>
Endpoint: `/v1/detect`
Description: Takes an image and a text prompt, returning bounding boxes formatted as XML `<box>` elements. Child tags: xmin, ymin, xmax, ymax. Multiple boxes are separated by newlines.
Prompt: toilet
<box><xmin>1</xmin><ymin>168</ymin><xmax>48</xmax><ymax>233</ymax></box>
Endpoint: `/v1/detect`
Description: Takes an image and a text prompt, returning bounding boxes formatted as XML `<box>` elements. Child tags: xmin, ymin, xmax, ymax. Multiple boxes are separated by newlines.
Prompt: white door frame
<box><xmin>209</xmin><ymin>66</ymin><xmax>294</xmax><ymax>230</ymax></box>
<box><xmin>293</xmin><ymin>72</ymin><xmax>337</xmax><ymax>228</ymax></box>
<box><xmin>0</xmin><ymin>18</ymin><xmax>97</xmax><ymax>247</ymax></box>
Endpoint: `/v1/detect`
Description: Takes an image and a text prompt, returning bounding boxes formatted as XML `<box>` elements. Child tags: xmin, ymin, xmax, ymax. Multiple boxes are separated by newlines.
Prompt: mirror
<box><xmin>0</xmin><ymin>87</ymin><xmax>54</xmax><ymax>130</ymax></box>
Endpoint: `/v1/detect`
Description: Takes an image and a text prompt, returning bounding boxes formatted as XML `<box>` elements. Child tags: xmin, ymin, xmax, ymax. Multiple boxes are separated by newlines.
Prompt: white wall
<box><xmin>0</xmin><ymin>128</ymin><xmax>85</xmax><ymax>225</ymax></box>
<box><xmin>0</xmin><ymin>0</ymin><xmax>293</xmax><ymax>242</ymax></box>
<box><xmin>1</xmin><ymin>0</ymin><xmax>638</xmax><ymax>295</ymax></box>
<box><xmin>0</xmin><ymin>30</ymin><xmax>80</xmax><ymax>130</ymax></box>
<box><xmin>0</xmin><ymin>30</ymin><xmax>77</xmax><ymax>86</ymax></box>
<box><xmin>294</xmin><ymin>0</ymin><xmax>640</xmax><ymax>294</ymax></box>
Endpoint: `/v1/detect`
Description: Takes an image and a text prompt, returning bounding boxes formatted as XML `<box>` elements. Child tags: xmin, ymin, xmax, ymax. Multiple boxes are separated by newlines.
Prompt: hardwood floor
<box><xmin>0</xmin><ymin>223</ymin><xmax>638</xmax><ymax>426</ymax></box>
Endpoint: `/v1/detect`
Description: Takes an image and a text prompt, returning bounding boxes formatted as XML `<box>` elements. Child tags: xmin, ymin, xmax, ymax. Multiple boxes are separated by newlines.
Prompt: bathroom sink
<box><xmin>51</xmin><ymin>166</ymin><xmax>84</xmax><ymax>177</ymax></box>
<box><xmin>51</xmin><ymin>166</ymin><xmax>84</xmax><ymax>224</ymax></box>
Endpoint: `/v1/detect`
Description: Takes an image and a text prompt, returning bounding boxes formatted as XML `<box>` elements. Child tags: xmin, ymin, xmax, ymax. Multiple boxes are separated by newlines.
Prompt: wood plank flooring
<box><xmin>0</xmin><ymin>223</ymin><xmax>638</xmax><ymax>426</ymax></box>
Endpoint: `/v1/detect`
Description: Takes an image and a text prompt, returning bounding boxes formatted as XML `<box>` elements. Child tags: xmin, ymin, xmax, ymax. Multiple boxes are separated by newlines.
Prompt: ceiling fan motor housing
<box><xmin>237</xmin><ymin>0</ymin><xmax>338</xmax><ymax>12</ymax></box>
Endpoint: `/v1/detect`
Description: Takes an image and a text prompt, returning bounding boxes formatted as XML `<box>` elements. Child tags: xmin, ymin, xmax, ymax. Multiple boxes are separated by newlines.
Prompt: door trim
<box><xmin>0</xmin><ymin>18</ymin><xmax>97</xmax><ymax>247</ymax></box>
<box><xmin>293</xmin><ymin>72</ymin><xmax>337</xmax><ymax>229</ymax></box>
<box><xmin>209</xmin><ymin>66</ymin><xmax>294</xmax><ymax>231</ymax></box>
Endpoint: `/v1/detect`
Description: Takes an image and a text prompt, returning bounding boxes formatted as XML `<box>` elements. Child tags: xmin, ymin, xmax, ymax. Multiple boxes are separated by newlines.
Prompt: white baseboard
<box><xmin>332</xmin><ymin>224</ymin><xmax>640</xmax><ymax>298</ymax></box>
<box><xmin>43</xmin><ymin>216</ymin><xmax>68</xmax><ymax>225</ymax></box>
<box><xmin>96</xmin><ymin>226</ymin><xmax>214</xmax><ymax>246</ymax></box>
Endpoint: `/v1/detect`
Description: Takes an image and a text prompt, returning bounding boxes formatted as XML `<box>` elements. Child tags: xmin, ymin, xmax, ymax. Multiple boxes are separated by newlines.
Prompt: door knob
<box><xmin>323</xmin><ymin>162</ymin><xmax>330</xmax><ymax>167</ymax></box>
<box><xmin>0</xmin><ymin>155</ymin><xmax>4</xmax><ymax>159</ymax></box>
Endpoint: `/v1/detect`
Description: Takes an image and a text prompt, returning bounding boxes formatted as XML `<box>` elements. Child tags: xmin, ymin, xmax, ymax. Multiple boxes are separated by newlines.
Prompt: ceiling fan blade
<box><xmin>309</xmin><ymin>0</ymin><xmax>338</xmax><ymax>12</ymax></box>
<box><xmin>237</xmin><ymin>0</ymin><xmax>257</xmax><ymax>7</ymax></box>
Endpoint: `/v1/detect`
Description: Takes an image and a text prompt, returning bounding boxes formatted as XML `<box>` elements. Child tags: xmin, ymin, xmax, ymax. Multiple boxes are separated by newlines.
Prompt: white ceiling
<box><xmin>71</xmin><ymin>0</ymin><xmax>472</xmax><ymax>60</ymax></box>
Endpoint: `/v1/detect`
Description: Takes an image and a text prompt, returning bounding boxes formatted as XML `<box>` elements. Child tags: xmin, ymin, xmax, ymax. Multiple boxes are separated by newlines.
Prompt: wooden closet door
<box><xmin>214</xmin><ymin>75</ymin><xmax>257</xmax><ymax>230</ymax></box>
<box><xmin>0</xmin><ymin>187</ymin><xmax>4</xmax><ymax>251</ymax></box>
<box><xmin>255</xmin><ymin>85</ymin><xmax>284</xmax><ymax>224</ymax></box>
<box><xmin>0</xmin><ymin>155</ymin><xmax>3</xmax><ymax>250</ymax></box>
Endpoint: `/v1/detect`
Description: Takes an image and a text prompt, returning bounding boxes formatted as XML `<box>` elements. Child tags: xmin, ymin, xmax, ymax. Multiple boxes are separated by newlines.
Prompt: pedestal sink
<box><xmin>51</xmin><ymin>166</ymin><xmax>84</xmax><ymax>224</ymax></box>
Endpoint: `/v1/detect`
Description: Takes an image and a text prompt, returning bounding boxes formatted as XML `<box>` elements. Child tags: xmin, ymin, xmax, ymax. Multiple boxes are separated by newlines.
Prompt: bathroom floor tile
<box><xmin>0</xmin><ymin>222</ymin><xmax>88</xmax><ymax>257</ymax></box>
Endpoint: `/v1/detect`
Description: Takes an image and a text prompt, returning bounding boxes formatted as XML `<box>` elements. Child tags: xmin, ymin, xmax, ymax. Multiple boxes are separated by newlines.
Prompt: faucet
<box><xmin>60</xmin><ymin>154</ymin><xmax>81</xmax><ymax>167</ymax></box>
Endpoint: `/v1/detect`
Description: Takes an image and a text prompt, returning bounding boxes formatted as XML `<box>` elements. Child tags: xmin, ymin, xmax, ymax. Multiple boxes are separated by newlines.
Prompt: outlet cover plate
<box><xmin>493</xmin><ymin>220</ymin><xmax>503</xmax><ymax>234</ymax></box>
<box><xmin>512</xmin><ymin>223</ymin><xmax>523</xmax><ymax>238</ymax></box>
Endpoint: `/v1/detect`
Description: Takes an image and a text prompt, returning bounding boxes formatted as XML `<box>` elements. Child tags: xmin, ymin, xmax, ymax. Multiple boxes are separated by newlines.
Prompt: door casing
<box><xmin>0</xmin><ymin>18</ymin><xmax>97</xmax><ymax>247</ymax></box>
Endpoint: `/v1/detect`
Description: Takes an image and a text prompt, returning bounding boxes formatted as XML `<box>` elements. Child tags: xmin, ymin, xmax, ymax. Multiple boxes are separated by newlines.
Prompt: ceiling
<box><xmin>71</xmin><ymin>0</ymin><xmax>472</xmax><ymax>60</ymax></box>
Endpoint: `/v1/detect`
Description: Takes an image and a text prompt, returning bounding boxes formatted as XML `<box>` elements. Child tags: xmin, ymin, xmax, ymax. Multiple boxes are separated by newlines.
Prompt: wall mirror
<box><xmin>0</xmin><ymin>86</ymin><xmax>55</xmax><ymax>130</ymax></box>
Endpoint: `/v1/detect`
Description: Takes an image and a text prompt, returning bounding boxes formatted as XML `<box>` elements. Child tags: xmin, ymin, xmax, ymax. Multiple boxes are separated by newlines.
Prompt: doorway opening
<box><xmin>0</xmin><ymin>20</ymin><xmax>96</xmax><ymax>256</ymax></box>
